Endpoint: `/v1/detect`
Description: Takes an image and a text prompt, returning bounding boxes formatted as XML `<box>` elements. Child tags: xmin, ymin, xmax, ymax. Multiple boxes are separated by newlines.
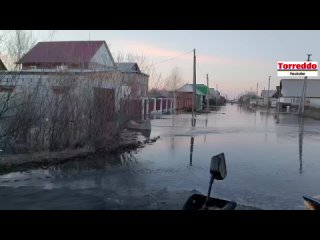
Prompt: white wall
<box><xmin>280</xmin><ymin>79</ymin><xmax>320</xmax><ymax>108</ymax></box>
<box><xmin>310</xmin><ymin>99</ymin><xmax>320</xmax><ymax>108</ymax></box>
<box><xmin>281</xmin><ymin>79</ymin><xmax>320</xmax><ymax>98</ymax></box>
<box><xmin>1</xmin><ymin>72</ymin><xmax>125</xmax><ymax>112</ymax></box>
<box><xmin>90</xmin><ymin>44</ymin><xmax>115</xmax><ymax>69</ymax></box>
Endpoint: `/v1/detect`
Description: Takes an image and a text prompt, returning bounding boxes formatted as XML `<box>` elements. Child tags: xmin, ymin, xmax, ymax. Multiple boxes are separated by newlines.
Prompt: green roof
<box><xmin>196</xmin><ymin>84</ymin><xmax>209</xmax><ymax>95</ymax></box>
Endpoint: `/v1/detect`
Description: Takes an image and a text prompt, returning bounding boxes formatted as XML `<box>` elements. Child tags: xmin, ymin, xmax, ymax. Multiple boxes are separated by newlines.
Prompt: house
<box><xmin>4</xmin><ymin>41</ymin><xmax>121</xmax><ymax>114</ymax></box>
<box><xmin>176</xmin><ymin>84</ymin><xmax>206</xmax><ymax>110</ymax></box>
<box><xmin>261</xmin><ymin>90</ymin><xmax>277</xmax><ymax>98</ymax></box>
<box><xmin>279</xmin><ymin>78</ymin><xmax>320</xmax><ymax>108</ymax></box>
<box><xmin>196</xmin><ymin>84</ymin><xmax>210</xmax><ymax>106</ymax></box>
<box><xmin>0</xmin><ymin>40</ymin><xmax>150</xmax><ymax>152</ymax></box>
<box><xmin>261</xmin><ymin>89</ymin><xmax>277</xmax><ymax>106</ymax></box>
<box><xmin>0</xmin><ymin>58</ymin><xmax>7</xmax><ymax>70</ymax></box>
<box><xmin>209</xmin><ymin>88</ymin><xmax>220</xmax><ymax>100</ymax></box>
<box><xmin>3</xmin><ymin>41</ymin><xmax>148</xmax><ymax>111</ymax></box>
<box><xmin>17</xmin><ymin>41</ymin><xmax>116</xmax><ymax>71</ymax></box>
<box><xmin>116</xmin><ymin>62</ymin><xmax>148</xmax><ymax>98</ymax></box>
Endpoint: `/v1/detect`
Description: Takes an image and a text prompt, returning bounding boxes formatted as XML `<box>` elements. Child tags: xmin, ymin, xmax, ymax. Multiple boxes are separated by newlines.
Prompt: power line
<box><xmin>196</xmin><ymin>62</ymin><xmax>207</xmax><ymax>79</ymax></box>
<box><xmin>147</xmin><ymin>50</ymin><xmax>193</xmax><ymax>66</ymax></box>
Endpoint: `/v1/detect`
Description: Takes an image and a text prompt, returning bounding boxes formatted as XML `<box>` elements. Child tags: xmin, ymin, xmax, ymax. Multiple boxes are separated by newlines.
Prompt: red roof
<box><xmin>17</xmin><ymin>41</ymin><xmax>105</xmax><ymax>64</ymax></box>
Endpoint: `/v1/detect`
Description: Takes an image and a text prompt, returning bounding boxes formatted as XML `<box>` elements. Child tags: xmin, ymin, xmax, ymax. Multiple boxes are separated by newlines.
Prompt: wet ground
<box><xmin>0</xmin><ymin>104</ymin><xmax>319</xmax><ymax>209</ymax></box>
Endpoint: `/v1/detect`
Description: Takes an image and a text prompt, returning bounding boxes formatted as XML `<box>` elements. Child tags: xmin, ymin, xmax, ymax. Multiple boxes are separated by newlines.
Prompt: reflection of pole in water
<box><xmin>205</xmin><ymin>113</ymin><xmax>208</xmax><ymax>127</ymax></box>
<box><xmin>276</xmin><ymin>102</ymin><xmax>280</xmax><ymax>124</ymax></box>
<box><xmin>264</xmin><ymin>111</ymin><xmax>268</xmax><ymax>143</ymax></box>
<box><xmin>204</xmin><ymin>113</ymin><xmax>208</xmax><ymax>143</ymax></box>
<box><xmin>299</xmin><ymin>116</ymin><xmax>304</xmax><ymax>174</ymax></box>
<box><xmin>190</xmin><ymin>136</ymin><xmax>194</xmax><ymax>166</ymax></box>
<box><xmin>172</xmin><ymin>112</ymin><xmax>175</xmax><ymax>127</ymax></box>
<box><xmin>171</xmin><ymin>114</ymin><xmax>175</xmax><ymax>152</ymax></box>
<box><xmin>170</xmin><ymin>136</ymin><xmax>175</xmax><ymax>152</ymax></box>
<box><xmin>254</xmin><ymin>109</ymin><xmax>256</xmax><ymax>128</ymax></box>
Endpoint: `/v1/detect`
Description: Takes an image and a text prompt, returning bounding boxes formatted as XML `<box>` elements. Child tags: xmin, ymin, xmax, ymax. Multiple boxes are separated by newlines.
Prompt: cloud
<box><xmin>120</xmin><ymin>41</ymin><xmax>270</xmax><ymax>67</ymax></box>
<box><xmin>121</xmin><ymin>41</ymin><xmax>237</xmax><ymax>65</ymax></box>
<box><xmin>119</xmin><ymin>41</ymin><xmax>274</xmax><ymax>98</ymax></box>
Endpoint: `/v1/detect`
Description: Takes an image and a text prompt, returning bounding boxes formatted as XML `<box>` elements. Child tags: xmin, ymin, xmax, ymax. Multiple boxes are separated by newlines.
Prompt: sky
<box><xmin>30</xmin><ymin>30</ymin><xmax>320</xmax><ymax>99</ymax></box>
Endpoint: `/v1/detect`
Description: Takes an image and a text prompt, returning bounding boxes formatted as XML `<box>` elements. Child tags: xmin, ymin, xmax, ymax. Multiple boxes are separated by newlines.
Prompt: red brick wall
<box><xmin>156</xmin><ymin>99</ymin><xmax>161</xmax><ymax>110</ymax></box>
<box><xmin>176</xmin><ymin>92</ymin><xmax>193</xmax><ymax>109</ymax></box>
<box><xmin>149</xmin><ymin>99</ymin><xmax>155</xmax><ymax>112</ymax></box>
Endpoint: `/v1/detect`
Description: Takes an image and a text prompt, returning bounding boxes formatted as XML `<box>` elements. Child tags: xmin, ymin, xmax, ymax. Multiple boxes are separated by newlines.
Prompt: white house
<box><xmin>0</xmin><ymin>41</ymin><xmax>150</xmax><ymax>151</ymax></box>
<box><xmin>279</xmin><ymin>78</ymin><xmax>320</xmax><ymax>108</ymax></box>
<box><xmin>1</xmin><ymin>41</ymin><xmax>149</xmax><ymax>112</ymax></box>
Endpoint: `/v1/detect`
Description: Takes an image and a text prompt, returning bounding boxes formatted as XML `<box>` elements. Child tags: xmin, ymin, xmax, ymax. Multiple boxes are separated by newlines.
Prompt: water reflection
<box><xmin>205</xmin><ymin>113</ymin><xmax>208</xmax><ymax>127</ymax></box>
<box><xmin>274</xmin><ymin>113</ymin><xmax>305</xmax><ymax>174</ymax></box>
<box><xmin>238</xmin><ymin>105</ymin><xmax>255</xmax><ymax>114</ymax></box>
<box><xmin>47</xmin><ymin>151</ymin><xmax>139</xmax><ymax>174</ymax></box>
<box><xmin>2</xmin><ymin>104</ymin><xmax>320</xmax><ymax>210</ymax></box>
<box><xmin>254</xmin><ymin>110</ymin><xmax>257</xmax><ymax>127</ymax></box>
<box><xmin>299</xmin><ymin>117</ymin><xmax>304</xmax><ymax>174</ymax></box>
<box><xmin>170</xmin><ymin>136</ymin><xmax>175</xmax><ymax>153</ymax></box>
<box><xmin>191</xmin><ymin>117</ymin><xmax>196</xmax><ymax>127</ymax></box>
<box><xmin>265</xmin><ymin>111</ymin><xmax>268</xmax><ymax>143</ymax></box>
<box><xmin>190</xmin><ymin>136</ymin><xmax>194</xmax><ymax>166</ymax></box>
<box><xmin>139</xmin><ymin>129</ymin><xmax>151</xmax><ymax>139</ymax></box>
<box><xmin>204</xmin><ymin>113</ymin><xmax>208</xmax><ymax>143</ymax></box>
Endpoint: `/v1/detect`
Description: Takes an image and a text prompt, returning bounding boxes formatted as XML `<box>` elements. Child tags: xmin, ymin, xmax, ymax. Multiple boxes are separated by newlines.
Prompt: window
<box><xmin>0</xmin><ymin>85</ymin><xmax>15</xmax><ymax>93</ymax></box>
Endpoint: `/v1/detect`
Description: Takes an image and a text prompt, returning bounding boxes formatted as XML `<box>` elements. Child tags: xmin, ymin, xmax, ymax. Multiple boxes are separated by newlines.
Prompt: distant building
<box><xmin>261</xmin><ymin>90</ymin><xmax>277</xmax><ymax>98</ymax></box>
<box><xmin>261</xmin><ymin>89</ymin><xmax>277</xmax><ymax>106</ymax></box>
<box><xmin>176</xmin><ymin>84</ymin><xmax>207</xmax><ymax>110</ymax></box>
<box><xmin>209</xmin><ymin>88</ymin><xmax>220</xmax><ymax>99</ymax></box>
<box><xmin>116</xmin><ymin>62</ymin><xmax>148</xmax><ymax>97</ymax></box>
<box><xmin>279</xmin><ymin>78</ymin><xmax>320</xmax><ymax>108</ymax></box>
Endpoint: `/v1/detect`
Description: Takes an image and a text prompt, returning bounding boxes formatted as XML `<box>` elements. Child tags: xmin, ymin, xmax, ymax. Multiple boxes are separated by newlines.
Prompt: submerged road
<box><xmin>0</xmin><ymin>104</ymin><xmax>319</xmax><ymax>209</ymax></box>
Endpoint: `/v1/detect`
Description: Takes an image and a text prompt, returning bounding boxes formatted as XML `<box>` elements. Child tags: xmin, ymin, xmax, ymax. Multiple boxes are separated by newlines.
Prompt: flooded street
<box><xmin>1</xmin><ymin>104</ymin><xmax>320</xmax><ymax>209</ymax></box>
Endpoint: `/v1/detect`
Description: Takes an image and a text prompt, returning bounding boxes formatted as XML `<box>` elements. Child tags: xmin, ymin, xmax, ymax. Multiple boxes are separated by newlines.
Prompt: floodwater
<box><xmin>1</xmin><ymin>104</ymin><xmax>320</xmax><ymax>209</ymax></box>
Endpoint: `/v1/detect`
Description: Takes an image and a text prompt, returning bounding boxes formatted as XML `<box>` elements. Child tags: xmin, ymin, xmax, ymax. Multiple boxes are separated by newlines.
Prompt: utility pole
<box><xmin>267</xmin><ymin>76</ymin><xmax>271</xmax><ymax>110</ymax></box>
<box><xmin>206</xmin><ymin>74</ymin><xmax>210</xmax><ymax>111</ymax></box>
<box><xmin>192</xmin><ymin>49</ymin><xmax>196</xmax><ymax>126</ymax></box>
<box><xmin>256</xmin><ymin>82</ymin><xmax>259</xmax><ymax>96</ymax></box>
<box><xmin>300</xmin><ymin>54</ymin><xmax>312</xmax><ymax>115</ymax></box>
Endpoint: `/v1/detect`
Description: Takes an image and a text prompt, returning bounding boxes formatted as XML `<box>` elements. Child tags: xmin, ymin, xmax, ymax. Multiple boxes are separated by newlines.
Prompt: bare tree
<box><xmin>165</xmin><ymin>67</ymin><xmax>183</xmax><ymax>91</ymax></box>
<box><xmin>115</xmin><ymin>51</ymin><xmax>165</xmax><ymax>91</ymax></box>
<box><xmin>1</xmin><ymin>30</ymin><xmax>37</xmax><ymax>70</ymax></box>
<box><xmin>0</xmin><ymin>38</ymin><xmax>149</xmax><ymax>154</ymax></box>
<box><xmin>0</xmin><ymin>30</ymin><xmax>38</xmax><ymax>148</ymax></box>
<box><xmin>165</xmin><ymin>67</ymin><xmax>183</xmax><ymax>111</ymax></box>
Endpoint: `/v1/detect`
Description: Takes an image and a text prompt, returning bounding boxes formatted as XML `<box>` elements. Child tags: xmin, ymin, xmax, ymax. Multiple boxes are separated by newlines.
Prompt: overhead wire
<box><xmin>147</xmin><ymin>50</ymin><xmax>193</xmax><ymax>67</ymax></box>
